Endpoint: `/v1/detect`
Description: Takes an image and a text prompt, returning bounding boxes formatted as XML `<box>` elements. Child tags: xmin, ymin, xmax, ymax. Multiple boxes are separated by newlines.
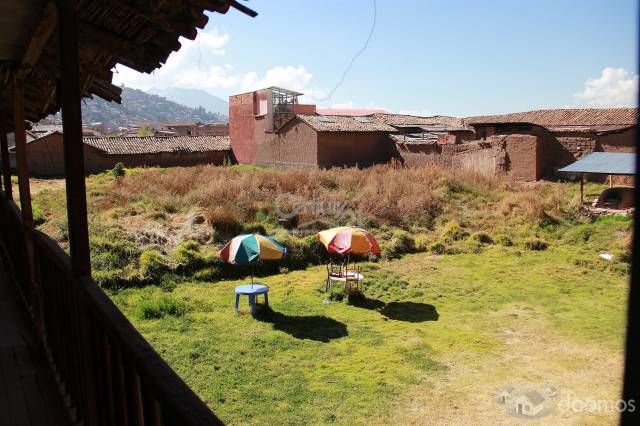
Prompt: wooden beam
<box><xmin>13</xmin><ymin>76</ymin><xmax>45</xmax><ymax>335</ymax></box>
<box><xmin>13</xmin><ymin>77</ymin><xmax>34</xmax><ymax>229</ymax></box>
<box><xmin>58</xmin><ymin>0</ymin><xmax>92</xmax><ymax>277</ymax></box>
<box><xmin>17</xmin><ymin>0</ymin><xmax>58</xmax><ymax>79</ymax></box>
<box><xmin>57</xmin><ymin>2</ymin><xmax>98</xmax><ymax>425</ymax></box>
<box><xmin>0</xmin><ymin>123</ymin><xmax>12</xmax><ymax>200</ymax></box>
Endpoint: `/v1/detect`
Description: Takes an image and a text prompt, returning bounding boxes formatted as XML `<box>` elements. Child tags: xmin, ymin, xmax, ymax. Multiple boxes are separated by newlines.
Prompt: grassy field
<box><xmin>24</xmin><ymin>165</ymin><xmax>632</xmax><ymax>424</ymax></box>
<box><xmin>111</xmin><ymin>220</ymin><xmax>630</xmax><ymax>425</ymax></box>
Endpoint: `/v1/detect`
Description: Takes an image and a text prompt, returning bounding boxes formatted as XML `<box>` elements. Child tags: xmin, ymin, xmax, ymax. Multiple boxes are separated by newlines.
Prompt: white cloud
<box><xmin>574</xmin><ymin>67</ymin><xmax>638</xmax><ymax>107</ymax></box>
<box><xmin>112</xmin><ymin>28</ymin><xmax>327</xmax><ymax>102</ymax></box>
<box><xmin>112</xmin><ymin>28</ymin><xmax>232</xmax><ymax>90</ymax></box>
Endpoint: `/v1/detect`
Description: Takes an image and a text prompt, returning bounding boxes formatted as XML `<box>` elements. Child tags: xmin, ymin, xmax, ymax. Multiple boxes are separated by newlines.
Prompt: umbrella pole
<box><xmin>251</xmin><ymin>264</ymin><xmax>254</xmax><ymax>287</ymax></box>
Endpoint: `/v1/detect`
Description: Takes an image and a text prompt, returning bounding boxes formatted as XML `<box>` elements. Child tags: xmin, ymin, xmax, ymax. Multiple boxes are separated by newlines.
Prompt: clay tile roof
<box><xmin>372</xmin><ymin>113</ymin><xmax>467</xmax><ymax>128</ymax></box>
<box><xmin>316</xmin><ymin>108</ymin><xmax>390</xmax><ymax>116</ymax></box>
<box><xmin>296</xmin><ymin>114</ymin><xmax>396</xmax><ymax>132</ymax></box>
<box><xmin>466</xmin><ymin>108</ymin><xmax>638</xmax><ymax>127</ymax></box>
<box><xmin>84</xmin><ymin>135</ymin><xmax>230</xmax><ymax>155</ymax></box>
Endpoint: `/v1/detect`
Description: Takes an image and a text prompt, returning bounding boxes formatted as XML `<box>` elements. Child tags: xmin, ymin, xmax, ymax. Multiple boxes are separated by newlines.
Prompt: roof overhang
<box><xmin>558</xmin><ymin>152</ymin><xmax>637</xmax><ymax>175</ymax></box>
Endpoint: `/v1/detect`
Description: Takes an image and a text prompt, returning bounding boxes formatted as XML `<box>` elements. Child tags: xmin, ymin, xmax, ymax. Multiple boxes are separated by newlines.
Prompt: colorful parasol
<box><xmin>220</xmin><ymin>234</ymin><xmax>287</xmax><ymax>283</ymax></box>
<box><xmin>317</xmin><ymin>226</ymin><xmax>381</xmax><ymax>257</ymax></box>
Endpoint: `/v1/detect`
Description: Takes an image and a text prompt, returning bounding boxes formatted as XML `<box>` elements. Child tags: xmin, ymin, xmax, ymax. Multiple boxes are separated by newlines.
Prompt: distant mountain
<box><xmin>70</xmin><ymin>87</ymin><xmax>226</xmax><ymax>130</ymax></box>
<box><xmin>149</xmin><ymin>87</ymin><xmax>229</xmax><ymax>117</ymax></box>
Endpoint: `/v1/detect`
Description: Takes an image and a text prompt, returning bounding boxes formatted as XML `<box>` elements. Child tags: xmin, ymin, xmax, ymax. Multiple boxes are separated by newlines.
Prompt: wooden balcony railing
<box><xmin>1</xmin><ymin>197</ymin><xmax>222</xmax><ymax>426</ymax></box>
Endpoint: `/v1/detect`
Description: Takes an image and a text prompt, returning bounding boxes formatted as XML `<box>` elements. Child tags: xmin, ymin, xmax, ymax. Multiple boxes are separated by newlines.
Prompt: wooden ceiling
<box><xmin>0</xmin><ymin>0</ymin><xmax>256</xmax><ymax>131</ymax></box>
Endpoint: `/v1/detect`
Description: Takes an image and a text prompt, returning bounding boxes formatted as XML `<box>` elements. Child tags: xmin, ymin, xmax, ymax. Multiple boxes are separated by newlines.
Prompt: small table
<box><xmin>234</xmin><ymin>284</ymin><xmax>269</xmax><ymax>317</ymax></box>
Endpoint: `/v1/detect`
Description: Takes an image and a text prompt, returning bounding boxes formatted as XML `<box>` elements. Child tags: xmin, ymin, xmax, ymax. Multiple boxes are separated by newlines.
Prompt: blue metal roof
<box><xmin>559</xmin><ymin>152</ymin><xmax>637</xmax><ymax>175</ymax></box>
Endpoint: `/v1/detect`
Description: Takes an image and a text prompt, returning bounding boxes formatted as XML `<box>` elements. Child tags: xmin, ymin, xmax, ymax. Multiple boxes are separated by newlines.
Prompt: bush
<box><xmin>429</xmin><ymin>241</ymin><xmax>446</xmax><ymax>255</ymax></box>
<box><xmin>32</xmin><ymin>205</ymin><xmax>46</xmax><ymax>226</ymax></box>
<box><xmin>111</xmin><ymin>162</ymin><xmax>126</xmax><ymax>179</ymax></box>
<box><xmin>523</xmin><ymin>238</ymin><xmax>548</xmax><ymax>251</ymax></box>
<box><xmin>495</xmin><ymin>234</ymin><xmax>514</xmax><ymax>246</ymax></box>
<box><xmin>172</xmin><ymin>240</ymin><xmax>214</xmax><ymax>274</ymax></box>
<box><xmin>205</xmin><ymin>207</ymin><xmax>243</xmax><ymax>237</ymax></box>
<box><xmin>135</xmin><ymin>295</ymin><xmax>187</xmax><ymax>320</ymax></box>
<box><xmin>414</xmin><ymin>234</ymin><xmax>431</xmax><ymax>252</ymax></box>
<box><xmin>470</xmin><ymin>231</ymin><xmax>493</xmax><ymax>245</ymax></box>
<box><xmin>441</xmin><ymin>221</ymin><xmax>469</xmax><ymax>242</ymax></box>
<box><xmin>381</xmin><ymin>230</ymin><xmax>416</xmax><ymax>260</ymax></box>
<box><xmin>139</xmin><ymin>250</ymin><xmax>172</xmax><ymax>281</ymax></box>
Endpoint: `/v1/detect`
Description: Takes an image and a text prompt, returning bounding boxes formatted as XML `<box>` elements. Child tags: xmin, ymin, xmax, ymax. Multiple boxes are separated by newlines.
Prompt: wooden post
<box><xmin>57</xmin><ymin>2</ymin><xmax>98</xmax><ymax>425</ymax></box>
<box><xmin>609</xmin><ymin>174</ymin><xmax>613</xmax><ymax>188</ymax></box>
<box><xmin>0</xmin><ymin>124</ymin><xmax>12</xmax><ymax>200</ymax></box>
<box><xmin>13</xmin><ymin>77</ymin><xmax>34</xmax><ymax>229</ymax></box>
<box><xmin>58</xmin><ymin>0</ymin><xmax>91</xmax><ymax>277</ymax></box>
<box><xmin>580</xmin><ymin>174</ymin><xmax>584</xmax><ymax>206</ymax></box>
<box><xmin>13</xmin><ymin>76</ymin><xmax>44</xmax><ymax>334</ymax></box>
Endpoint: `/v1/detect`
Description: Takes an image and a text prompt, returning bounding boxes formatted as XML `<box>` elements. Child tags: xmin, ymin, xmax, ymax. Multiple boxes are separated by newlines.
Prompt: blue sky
<box><xmin>114</xmin><ymin>0</ymin><xmax>639</xmax><ymax>116</ymax></box>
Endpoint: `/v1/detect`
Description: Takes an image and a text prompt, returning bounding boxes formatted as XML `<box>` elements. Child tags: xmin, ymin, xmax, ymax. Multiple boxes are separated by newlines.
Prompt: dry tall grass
<box><xmin>101</xmin><ymin>165</ymin><xmax>510</xmax><ymax>230</ymax></box>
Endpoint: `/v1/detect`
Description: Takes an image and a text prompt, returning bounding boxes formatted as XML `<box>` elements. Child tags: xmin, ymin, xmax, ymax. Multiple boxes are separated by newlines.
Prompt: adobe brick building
<box><xmin>229</xmin><ymin>87</ymin><xmax>467</xmax><ymax>169</ymax></box>
<box><xmin>229</xmin><ymin>87</ymin><xmax>637</xmax><ymax>181</ymax></box>
<box><xmin>467</xmin><ymin>108</ymin><xmax>637</xmax><ymax>176</ymax></box>
<box><xmin>9</xmin><ymin>131</ymin><xmax>231</xmax><ymax>176</ymax></box>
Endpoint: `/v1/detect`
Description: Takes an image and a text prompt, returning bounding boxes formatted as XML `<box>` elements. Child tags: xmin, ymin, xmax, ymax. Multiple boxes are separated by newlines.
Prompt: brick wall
<box><xmin>597</xmin><ymin>127</ymin><xmax>636</xmax><ymax>153</ymax></box>
<box><xmin>255</xmin><ymin>117</ymin><xmax>318</xmax><ymax>168</ymax></box>
<box><xmin>229</xmin><ymin>92</ymin><xmax>256</xmax><ymax>164</ymax></box>
<box><xmin>317</xmin><ymin>132</ymin><xmax>393</xmax><ymax>168</ymax></box>
<box><xmin>504</xmin><ymin>134</ymin><xmax>542</xmax><ymax>181</ymax></box>
<box><xmin>396</xmin><ymin>134</ymin><xmax>541</xmax><ymax>180</ymax></box>
<box><xmin>19</xmin><ymin>132</ymin><xmax>229</xmax><ymax>177</ymax></box>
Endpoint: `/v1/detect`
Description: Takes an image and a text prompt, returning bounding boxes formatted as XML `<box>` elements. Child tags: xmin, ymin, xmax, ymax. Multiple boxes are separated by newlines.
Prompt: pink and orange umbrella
<box><xmin>317</xmin><ymin>226</ymin><xmax>381</xmax><ymax>257</ymax></box>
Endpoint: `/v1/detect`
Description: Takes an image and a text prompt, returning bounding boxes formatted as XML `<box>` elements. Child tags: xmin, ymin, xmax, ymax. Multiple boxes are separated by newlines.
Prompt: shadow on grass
<box><xmin>380</xmin><ymin>302</ymin><xmax>439</xmax><ymax>323</ymax></box>
<box><xmin>257</xmin><ymin>307</ymin><xmax>348</xmax><ymax>342</ymax></box>
<box><xmin>348</xmin><ymin>294</ymin><xmax>439</xmax><ymax>323</ymax></box>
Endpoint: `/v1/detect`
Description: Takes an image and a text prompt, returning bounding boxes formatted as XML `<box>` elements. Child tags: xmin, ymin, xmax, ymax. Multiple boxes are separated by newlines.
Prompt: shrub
<box><xmin>172</xmin><ymin>240</ymin><xmax>214</xmax><ymax>274</ymax></box>
<box><xmin>111</xmin><ymin>162</ymin><xmax>126</xmax><ymax>179</ymax></box>
<box><xmin>429</xmin><ymin>241</ymin><xmax>446</xmax><ymax>255</ymax></box>
<box><xmin>523</xmin><ymin>238</ymin><xmax>548</xmax><ymax>251</ymax></box>
<box><xmin>500</xmin><ymin>192</ymin><xmax>558</xmax><ymax>227</ymax></box>
<box><xmin>495</xmin><ymin>234</ymin><xmax>514</xmax><ymax>246</ymax></box>
<box><xmin>441</xmin><ymin>221</ymin><xmax>469</xmax><ymax>242</ymax></box>
<box><xmin>139</xmin><ymin>250</ymin><xmax>171</xmax><ymax>281</ymax></box>
<box><xmin>381</xmin><ymin>230</ymin><xmax>416</xmax><ymax>260</ymax></box>
<box><xmin>205</xmin><ymin>207</ymin><xmax>243</xmax><ymax>237</ymax></box>
<box><xmin>414</xmin><ymin>234</ymin><xmax>431</xmax><ymax>252</ymax></box>
<box><xmin>470</xmin><ymin>231</ymin><xmax>493</xmax><ymax>245</ymax></box>
<box><xmin>135</xmin><ymin>295</ymin><xmax>187</xmax><ymax>320</ymax></box>
<box><xmin>243</xmin><ymin>223</ymin><xmax>267</xmax><ymax>235</ymax></box>
<box><xmin>32</xmin><ymin>205</ymin><xmax>46</xmax><ymax>226</ymax></box>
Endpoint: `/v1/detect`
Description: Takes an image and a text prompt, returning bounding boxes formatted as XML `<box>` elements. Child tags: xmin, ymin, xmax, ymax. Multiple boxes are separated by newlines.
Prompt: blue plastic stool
<box><xmin>234</xmin><ymin>284</ymin><xmax>269</xmax><ymax>317</ymax></box>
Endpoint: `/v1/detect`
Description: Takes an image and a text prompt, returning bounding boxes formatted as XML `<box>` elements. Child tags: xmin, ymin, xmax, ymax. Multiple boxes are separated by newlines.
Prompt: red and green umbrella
<box><xmin>220</xmin><ymin>234</ymin><xmax>287</xmax><ymax>283</ymax></box>
<box><xmin>317</xmin><ymin>226</ymin><xmax>381</xmax><ymax>257</ymax></box>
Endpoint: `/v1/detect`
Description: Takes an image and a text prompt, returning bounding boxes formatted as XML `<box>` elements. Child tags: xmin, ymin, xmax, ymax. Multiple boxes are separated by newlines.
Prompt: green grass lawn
<box><xmin>111</xmin><ymin>216</ymin><xmax>630</xmax><ymax>425</ymax></box>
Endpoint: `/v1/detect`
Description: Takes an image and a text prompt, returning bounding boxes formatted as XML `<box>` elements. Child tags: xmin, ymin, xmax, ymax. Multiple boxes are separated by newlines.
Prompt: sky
<box><xmin>112</xmin><ymin>0</ymin><xmax>639</xmax><ymax>117</ymax></box>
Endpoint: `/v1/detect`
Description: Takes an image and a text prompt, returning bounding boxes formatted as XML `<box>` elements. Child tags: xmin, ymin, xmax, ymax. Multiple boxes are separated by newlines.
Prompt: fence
<box><xmin>0</xmin><ymin>196</ymin><xmax>222</xmax><ymax>426</ymax></box>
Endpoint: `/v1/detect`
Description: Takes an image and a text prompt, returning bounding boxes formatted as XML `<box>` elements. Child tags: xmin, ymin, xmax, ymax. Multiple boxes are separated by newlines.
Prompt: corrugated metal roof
<box><xmin>559</xmin><ymin>152</ymin><xmax>637</xmax><ymax>175</ymax></box>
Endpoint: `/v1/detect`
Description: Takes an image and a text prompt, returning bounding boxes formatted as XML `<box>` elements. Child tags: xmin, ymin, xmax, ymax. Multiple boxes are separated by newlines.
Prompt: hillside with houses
<box><xmin>47</xmin><ymin>87</ymin><xmax>227</xmax><ymax>131</ymax></box>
